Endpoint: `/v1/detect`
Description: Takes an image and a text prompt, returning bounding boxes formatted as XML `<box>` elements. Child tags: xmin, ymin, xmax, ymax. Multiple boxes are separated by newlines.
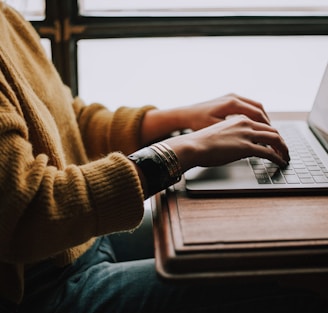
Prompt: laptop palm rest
<box><xmin>185</xmin><ymin>159</ymin><xmax>260</xmax><ymax>194</ymax></box>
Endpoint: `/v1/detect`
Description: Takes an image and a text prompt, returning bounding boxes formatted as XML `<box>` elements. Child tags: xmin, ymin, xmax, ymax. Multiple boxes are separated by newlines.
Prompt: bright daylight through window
<box><xmin>77</xmin><ymin>1</ymin><xmax>328</xmax><ymax>113</ymax></box>
<box><xmin>6</xmin><ymin>0</ymin><xmax>45</xmax><ymax>20</ymax></box>
<box><xmin>79</xmin><ymin>0</ymin><xmax>328</xmax><ymax>16</ymax></box>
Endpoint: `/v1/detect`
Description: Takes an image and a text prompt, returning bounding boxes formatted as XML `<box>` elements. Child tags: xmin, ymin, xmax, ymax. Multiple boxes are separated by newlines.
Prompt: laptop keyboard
<box><xmin>249</xmin><ymin>126</ymin><xmax>328</xmax><ymax>185</ymax></box>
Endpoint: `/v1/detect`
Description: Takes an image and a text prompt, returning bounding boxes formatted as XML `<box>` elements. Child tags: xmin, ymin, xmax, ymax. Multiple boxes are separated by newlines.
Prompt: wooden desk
<box><xmin>151</xmin><ymin>112</ymin><xmax>328</xmax><ymax>285</ymax></box>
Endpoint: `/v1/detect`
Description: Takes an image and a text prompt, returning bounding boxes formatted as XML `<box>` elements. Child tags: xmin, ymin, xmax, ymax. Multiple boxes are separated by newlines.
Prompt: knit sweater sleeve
<box><xmin>73</xmin><ymin>96</ymin><xmax>156</xmax><ymax>159</ymax></box>
<box><xmin>0</xmin><ymin>86</ymin><xmax>145</xmax><ymax>264</ymax></box>
<box><xmin>0</xmin><ymin>4</ymin><xmax>157</xmax><ymax>265</ymax></box>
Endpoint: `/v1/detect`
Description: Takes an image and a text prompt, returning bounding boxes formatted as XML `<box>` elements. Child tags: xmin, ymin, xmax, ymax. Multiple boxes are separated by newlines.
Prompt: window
<box><xmin>9</xmin><ymin>0</ymin><xmax>328</xmax><ymax>112</ymax></box>
<box><xmin>6</xmin><ymin>1</ymin><xmax>50</xmax><ymax>57</ymax></box>
<box><xmin>79</xmin><ymin>0</ymin><xmax>328</xmax><ymax>17</ymax></box>
<box><xmin>6</xmin><ymin>0</ymin><xmax>45</xmax><ymax>20</ymax></box>
<box><xmin>75</xmin><ymin>0</ymin><xmax>328</xmax><ymax>112</ymax></box>
<box><xmin>78</xmin><ymin>36</ymin><xmax>328</xmax><ymax>112</ymax></box>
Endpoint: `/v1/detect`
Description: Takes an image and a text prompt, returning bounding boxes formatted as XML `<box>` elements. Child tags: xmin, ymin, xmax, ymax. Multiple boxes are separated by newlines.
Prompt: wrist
<box><xmin>164</xmin><ymin>135</ymin><xmax>198</xmax><ymax>173</ymax></box>
<box><xmin>128</xmin><ymin>144</ymin><xmax>182</xmax><ymax>198</ymax></box>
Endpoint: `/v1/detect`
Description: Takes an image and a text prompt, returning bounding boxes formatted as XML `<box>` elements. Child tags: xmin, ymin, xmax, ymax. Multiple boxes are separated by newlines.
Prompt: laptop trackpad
<box><xmin>184</xmin><ymin>159</ymin><xmax>257</xmax><ymax>192</ymax></box>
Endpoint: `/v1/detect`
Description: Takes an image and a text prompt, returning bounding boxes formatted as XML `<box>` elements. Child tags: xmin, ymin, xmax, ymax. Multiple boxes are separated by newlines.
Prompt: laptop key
<box><xmin>281</xmin><ymin>169</ymin><xmax>295</xmax><ymax>175</ymax></box>
<box><xmin>270</xmin><ymin>172</ymin><xmax>286</xmax><ymax>184</ymax></box>
<box><xmin>295</xmin><ymin>168</ymin><xmax>310</xmax><ymax>174</ymax></box>
<box><xmin>300</xmin><ymin>177</ymin><xmax>315</xmax><ymax>184</ymax></box>
<box><xmin>313</xmin><ymin>175</ymin><xmax>328</xmax><ymax>183</ymax></box>
<box><xmin>250</xmin><ymin>128</ymin><xmax>328</xmax><ymax>186</ymax></box>
<box><xmin>297</xmin><ymin>173</ymin><xmax>312</xmax><ymax>178</ymax></box>
<box><xmin>310</xmin><ymin>170</ymin><xmax>323</xmax><ymax>176</ymax></box>
<box><xmin>292</xmin><ymin>163</ymin><xmax>307</xmax><ymax>169</ymax></box>
<box><xmin>284</xmin><ymin>175</ymin><xmax>300</xmax><ymax>184</ymax></box>
<box><xmin>255</xmin><ymin>173</ymin><xmax>271</xmax><ymax>184</ymax></box>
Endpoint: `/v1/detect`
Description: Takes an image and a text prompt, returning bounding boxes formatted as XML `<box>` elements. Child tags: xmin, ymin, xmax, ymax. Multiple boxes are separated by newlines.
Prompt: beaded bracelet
<box><xmin>127</xmin><ymin>143</ymin><xmax>182</xmax><ymax>196</ymax></box>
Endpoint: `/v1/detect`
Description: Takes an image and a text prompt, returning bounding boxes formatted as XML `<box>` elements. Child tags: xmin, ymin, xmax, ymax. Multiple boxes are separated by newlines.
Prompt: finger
<box><xmin>240</xmin><ymin>119</ymin><xmax>290</xmax><ymax>160</ymax></box>
<box><xmin>226</xmin><ymin>98</ymin><xmax>270</xmax><ymax>125</ymax></box>
<box><xmin>233</xmin><ymin>94</ymin><xmax>269</xmax><ymax>120</ymax></box>
<box><xmin>249</xmin><ymin>130</ymin><xmax>290</xmax><ymax>162</ymax></box>
<box><xmin>249</xmin><ymin>142</ymin><xmax>288</xmax><ymax>167</ymax></box>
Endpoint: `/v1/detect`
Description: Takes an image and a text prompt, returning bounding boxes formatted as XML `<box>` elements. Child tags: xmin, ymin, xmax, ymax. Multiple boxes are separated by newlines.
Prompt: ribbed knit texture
<box><xmin>0</xmin><ymin>5</ymin><xmax>156</xmax><ymax>303</ymax></box>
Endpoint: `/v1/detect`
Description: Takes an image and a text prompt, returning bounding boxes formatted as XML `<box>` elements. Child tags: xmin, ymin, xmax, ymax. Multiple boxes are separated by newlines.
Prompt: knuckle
<box><xmin>256</xmin><ymin>101</ymin><xmax>264</xmax><ymax>110</ymax></box>
<box><xmin>242</xmin><ymin>140</ymin><xmax>254</xmax><ymax>152</ymax></box>
<box><xmin>271</xmin><ymin>132</ymin><xmax>281</xmax><ymax>141</ymax></box>
<box><xmin>226</xmin><ymin>92</ymin><xmax>237</xmax><ymax>98</ymax></box>
<box><xmin>255</xmin><ymin>110</ymin><xmax>266</xmax><ymax>120</ymax></box>
<box><xmin>226</xmin><ymin>98</ymin><xmax>237</xmax><ymax>107</ymax></box>
<box><xmin>225</xmin><ymin>94</ymin><xmax>239</xmax><ymax>106</ymax></box>
<box><xmin>237</xmin><ymin>114</ymin><xmax>251</xmax><ymax>125</ymax></box>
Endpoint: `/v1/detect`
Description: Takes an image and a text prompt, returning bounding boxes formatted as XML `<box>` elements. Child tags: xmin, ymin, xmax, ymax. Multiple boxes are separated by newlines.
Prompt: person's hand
<box><xmin>164</xmin><ymin>114</ymin><xmax>290</xmax><ymax>173</ymax></box>
<box><xmin>184</xmin><ymin>93</ymin><xmax>270</xmax><ymax>131</ymax></box>
<box><xmin>141</xmin><ymin>93</ymin><xmax>270</xmax><ymax>146</ymax></box>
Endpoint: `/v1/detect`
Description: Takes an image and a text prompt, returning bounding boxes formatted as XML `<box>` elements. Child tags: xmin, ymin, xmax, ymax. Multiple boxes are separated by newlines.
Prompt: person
<box><xmin>0</xmin><ymin>2</ymin><xmax>326</xmax><ymax>313</ymax></box>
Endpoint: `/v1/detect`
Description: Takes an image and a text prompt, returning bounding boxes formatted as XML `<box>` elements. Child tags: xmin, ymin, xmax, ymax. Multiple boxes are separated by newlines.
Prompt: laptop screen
<box><xmin>308</xmin><ymin>63</ymin><xmax>328</xmax><ymax>152</ymax></box>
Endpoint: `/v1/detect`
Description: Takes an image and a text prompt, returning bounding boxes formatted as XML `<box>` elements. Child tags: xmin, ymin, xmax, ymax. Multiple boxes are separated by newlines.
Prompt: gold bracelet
<box><xmin>150</xmin><ymin>142</ymin><xmax>182</xmax><ymax>184</ymax></box>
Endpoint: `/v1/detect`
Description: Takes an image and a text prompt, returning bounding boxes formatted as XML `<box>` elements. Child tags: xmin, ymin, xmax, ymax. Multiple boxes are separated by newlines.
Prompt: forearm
<box><xmin>140</xmin><ymin>107</ymin><xmax>191</xmax><ymax>146</ymax></box>
<box><xmin>74</xmin><ymin>98</ymin><xmax>156</xmax><ymax>157</ymax></box>
<box><xmin>0</xmin><ymin>134</ymin><xmax>144</xmax><ymax>263</ymax></box>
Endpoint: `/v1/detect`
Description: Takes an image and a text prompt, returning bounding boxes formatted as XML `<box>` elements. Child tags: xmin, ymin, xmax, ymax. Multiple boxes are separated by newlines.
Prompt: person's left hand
<box><xmin>141</xmin><ymin>93</ymin><xmax>270</xmax><ymax>147</ymax></box>
<box><xmin>184</xmin><ymin>93</ymin><xmax>270</xmax><ymax>131</ymax></box>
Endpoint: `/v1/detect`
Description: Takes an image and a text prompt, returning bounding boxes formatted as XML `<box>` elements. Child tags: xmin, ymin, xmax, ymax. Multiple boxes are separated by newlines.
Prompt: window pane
<box><xmin>40</xmin><ymin>38</ymin><xmax>52</xmax><ymax>60</ymax></box>
<box><xmin>7</xmin><ymin>0</ymin><xmax>45</xmax><ymax>21</ymax></box>
<box><xmin>78</xmin><ymin>36</ymin><xmax>328</xmax><ymax>112</ymax></box>
<box><xmin>79</xmin><ymin>0</ymin><xmax>328</xmax><ymax>16</ymax></box>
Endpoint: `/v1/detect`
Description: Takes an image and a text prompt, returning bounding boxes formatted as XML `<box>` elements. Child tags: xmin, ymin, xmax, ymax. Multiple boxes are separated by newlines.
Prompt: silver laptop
<box><xmin>185</xmin><ymin>63</ymin><xmax>328</xmax><ymax>196</ymax></box>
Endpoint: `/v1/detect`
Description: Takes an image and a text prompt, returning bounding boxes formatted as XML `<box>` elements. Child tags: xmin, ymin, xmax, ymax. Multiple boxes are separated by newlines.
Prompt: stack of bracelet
<box><xmin>127</xmin><ymin>142</ymin><xmax>182</xmax><ymax>196</ymax></box>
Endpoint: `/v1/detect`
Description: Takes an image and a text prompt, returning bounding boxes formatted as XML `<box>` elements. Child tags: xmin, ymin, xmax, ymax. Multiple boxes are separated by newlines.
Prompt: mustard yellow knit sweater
<box><xmin>0</xmin><ymin>4</ymin><xmax>155</xmax><ymax>304</ymax></box>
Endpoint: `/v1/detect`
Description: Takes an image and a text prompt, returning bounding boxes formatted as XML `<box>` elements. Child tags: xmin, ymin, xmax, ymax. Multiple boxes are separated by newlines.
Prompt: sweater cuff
<box><xmin>80</xmin><ymin>152</ymin><xmax>144</xmax><ymax>235</ymax></box>
<box><xmin>110</xmin><ymin>105</ymin><xmax>156</xmax><ymax>155</ymax></box>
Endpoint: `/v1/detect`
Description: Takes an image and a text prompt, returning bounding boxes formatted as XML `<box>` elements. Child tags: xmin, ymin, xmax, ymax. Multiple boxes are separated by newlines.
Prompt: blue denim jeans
<box><xmin>19</xmin><ymin>211</ymin><xmax>328</xmax><ymax>313</ymax></box>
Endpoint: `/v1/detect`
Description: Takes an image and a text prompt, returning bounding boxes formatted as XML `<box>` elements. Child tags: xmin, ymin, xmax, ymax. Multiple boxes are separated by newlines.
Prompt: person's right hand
<box><xmin>164</xmin><ymin>114</ymin><xmax>290</xmax><ymax>173</ymax></box>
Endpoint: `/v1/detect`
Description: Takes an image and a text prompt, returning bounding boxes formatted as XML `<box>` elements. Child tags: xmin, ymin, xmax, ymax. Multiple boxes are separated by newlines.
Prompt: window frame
<box><xmin>32</xmin><ymin>0</ymin><xmax>328</xmax><ymax>96</ymax></box>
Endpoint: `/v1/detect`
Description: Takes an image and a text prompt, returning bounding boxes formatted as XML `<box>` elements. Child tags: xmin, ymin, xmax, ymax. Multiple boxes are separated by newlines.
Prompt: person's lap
<box><xmin>20</xmin><ymin>234</ymin><xmax>328</xmax><ymax>313</ymax></box>
<box><xmin>19</xmin><ymin>210</ymin><xmax>328</xmax><ymax>313</ymax></box>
